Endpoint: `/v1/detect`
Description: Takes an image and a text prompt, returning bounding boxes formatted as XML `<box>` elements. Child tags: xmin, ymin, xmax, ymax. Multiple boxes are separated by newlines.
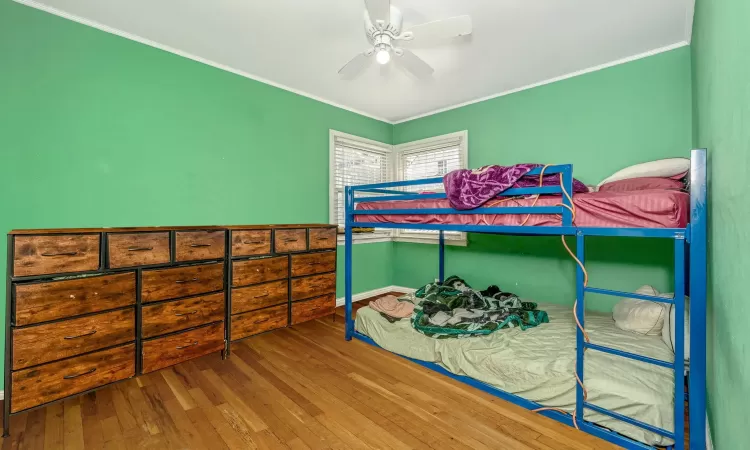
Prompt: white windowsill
<box><xmin>336</xmin><ymin>233</ymin><xmax>393</xmax><ymax>245</ymax></box>
<box><xmin>394</xmin><ymin>236</ymin><xmax>468</xmax><ymax>246</ymax></box>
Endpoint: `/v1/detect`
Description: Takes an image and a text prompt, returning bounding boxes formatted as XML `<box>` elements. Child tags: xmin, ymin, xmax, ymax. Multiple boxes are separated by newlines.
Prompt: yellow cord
<box><xmin>530</xmin><ymin>170</ymin><xmax>590</xmax><ymax>429</ymax></box>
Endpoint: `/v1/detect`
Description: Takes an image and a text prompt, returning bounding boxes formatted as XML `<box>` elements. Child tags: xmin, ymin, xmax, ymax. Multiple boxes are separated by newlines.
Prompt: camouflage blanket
<box><xmin>411</xmin><ymin>276</ymin><xmax>549</xmax><ymax>339</ymax></box>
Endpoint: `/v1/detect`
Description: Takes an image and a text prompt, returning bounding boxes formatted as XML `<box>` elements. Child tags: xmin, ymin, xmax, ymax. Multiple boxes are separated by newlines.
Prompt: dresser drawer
<box><xmin>291</xmin><ymin>295</ymin><xmax>335</xmax><ymax>325</ymax></box>
<box><xmin>12</xmin><ymin>308</ymin><xmax>135</xmax><ymax>370</ymax></box>
<box><xmin>231</xmin><ymin>230</ymin><xmax>271</xmax><ymax>257</ymax></box>
<box><xmin>14</xmin><ymin>273</ymin><xmax>136</xmax><ymax>326</ymax></box>
<box><xmin>13</xmin><ymin>234</ymin><xmax>100</xmax><ymax>277</ymax></box>
<box><xmin>231</xmin><ymin>304</ymin><xmax>288</xmax><ymax>341</ymax></box>
<box><xmin>291</xmin><ymin>273</ymin><xmax>336</xmax><ymax>301</ymax></box>
<box><xmin>291</xmin><ymin>252</ymin><xmax>336</xmax><ymax>277</ymax></box>
<box><xmin>141</xmin><ymin>322</ymin><xmax>224</xmax><ymax>374</ymax></box>
<box><xmin>11</xmin><ymin>343</ymin><xmax>135</xmax><ymax>413</ymax></box>
<box><xmin>108</xmin><ymin>232</ymin><xmax>170</xmax><ymax>268</ymax></box>
<box><xmin>142</xmin><ymin>292</ymin><xmax>224</xmax><ymax>338</ymax></box>
<box><xmin>308</xmin><ymin>228</ymin><xmax>337</xmax><ymax>250</ymax></box>
<box><xmin>175</xmin><ymin>231</ymin><xmax>226</xmax><ymax>262</ymax></box>
<box><xmin>142</xmin><ymin>263</ymin><xmax>224</xmax><ymax>303</ymax></box>
<box><xmin>232</xmin><ymin>280</ymin><xmax>288</xmax><ymax>314</ymax></box>
<box><xmin>274</xmin><ymin>229</ymin><xmax>307</xmax><ymax>253</ymax></box>
<box><xmin>232</xmin><ymin>256</ymin><xmax>288</xmax><ymax>287</ymax></box>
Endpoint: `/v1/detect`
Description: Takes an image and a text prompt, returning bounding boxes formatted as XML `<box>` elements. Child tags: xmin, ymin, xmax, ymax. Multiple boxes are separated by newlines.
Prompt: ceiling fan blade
<box><xmin>364</xmin><ymin>0</ymin><xmax>390</xmax><ymax>26</ymax></box>
<box><xmin>400</xmin><ymin>15</ymin><xmax>472</xmax><ymax>44</ymax></box>
<box><xmin>338</xmin><ymin>50</ymin><xmax>374</xmax><ymax>79</ymax></box>
<box><xmin>395</xmin><ymin>49</ymin><xmax>434</xmax><ymax>79</ymax></box>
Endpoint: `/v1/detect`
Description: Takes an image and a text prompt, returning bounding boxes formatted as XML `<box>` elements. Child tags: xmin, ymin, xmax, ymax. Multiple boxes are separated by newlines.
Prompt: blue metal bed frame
<box><xmin>343</xmin><ymin>149</ymin><xmax>707</xmax><ymax>450</ymax></box>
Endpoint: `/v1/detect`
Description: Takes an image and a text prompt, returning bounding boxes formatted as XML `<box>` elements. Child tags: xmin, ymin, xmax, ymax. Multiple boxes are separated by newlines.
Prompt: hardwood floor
<box><xmin>0</xmin><ymin>301</ymin><xmax>621</xmax><ymax>450</ymax></box>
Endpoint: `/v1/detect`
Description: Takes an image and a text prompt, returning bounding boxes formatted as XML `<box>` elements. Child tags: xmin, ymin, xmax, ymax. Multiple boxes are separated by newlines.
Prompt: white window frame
<box><xmin>393</xmin><ymin>131</ymin><xmax>468</xmax><ymax>246</ymax></box>
<box><xmin>330</xmin><ymin>130</ymin><xmax>394</xmax><ymax>244</ymax></box>
<box><xmin>329</xmin><ymin>129</ymin><xmax>469</xmax><ymax>246</ymax></box>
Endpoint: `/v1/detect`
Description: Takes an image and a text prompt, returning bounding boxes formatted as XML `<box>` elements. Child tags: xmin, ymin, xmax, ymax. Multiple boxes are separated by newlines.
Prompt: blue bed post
<box><xmin>438</xmin><ymin>230</ymin><xmax>445</xmax><ymax>283</ymax></box>
<box><xmin>674</xmin><ymin>238</ymin><xmax>686</xmax><ymax>448</ymax></box>
<box><xmin>688</xmin><ymin>149</ymin><xmax>707</xmax><ymax>450</ymax></box>
<box><xmin>345</xmin><ymin>186</ymin><xmax>354</xmax><ymax>341</ymax></box>
<box><xmin>575</xmin><ymin>231</ymin><xmax>585</xmax><ymax>423</ymax></box>
<box><xmin>561</xmin><ymin>164</ymin><xmax>574</xmax><ymax>227</ymax></box>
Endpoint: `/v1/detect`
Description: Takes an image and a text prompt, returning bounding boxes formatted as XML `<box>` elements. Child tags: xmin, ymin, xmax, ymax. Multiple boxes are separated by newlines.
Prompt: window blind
<box><xmin>396</xmin><ymin>138</ymin><xmax>466</xmax><ymax>239</ymax></box>
<box><xmin>333</xmin><ymin>139</ymin><xmax>390</xmax><ymax>227</ymax></box>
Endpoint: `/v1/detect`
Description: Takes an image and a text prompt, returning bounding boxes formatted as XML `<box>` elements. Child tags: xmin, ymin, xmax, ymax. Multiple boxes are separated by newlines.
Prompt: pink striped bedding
<box><xmin>355</xmin><ymin>189</ymin><xmax>689</xmax><ymax>228</ymax></box>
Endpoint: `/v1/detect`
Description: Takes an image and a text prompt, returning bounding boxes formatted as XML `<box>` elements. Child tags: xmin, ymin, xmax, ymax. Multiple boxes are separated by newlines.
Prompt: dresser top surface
<box><xmin>9</xmin><ymin>224</ymin><xmax>337</xmax><ymax>235</ymax></box>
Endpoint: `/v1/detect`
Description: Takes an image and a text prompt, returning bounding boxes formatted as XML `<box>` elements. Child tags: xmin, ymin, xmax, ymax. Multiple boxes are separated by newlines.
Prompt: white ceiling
<box><xmin>19</xmin><ymin>0</ymin><xmax>695</xmax><ymax>123</ymax></box>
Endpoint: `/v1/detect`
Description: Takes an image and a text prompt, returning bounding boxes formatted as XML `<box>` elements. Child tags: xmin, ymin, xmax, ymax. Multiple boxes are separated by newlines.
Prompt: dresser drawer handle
<box><xmin>253</xmin><ymin>292</ymin><xmax>270</xmax><ymax>298</ymax></box>
<box><xmin>316</xmin><ymin>237</ymin><xmax>330</xmax><ymax>240</ymax></box>
<box><xmin>64</xmin><ymin>330</ymin><xmax>97</xmax><ymax>340</ymax></box>
<box><xmin>175</xmin><ymin>278</ymin><xmax>199</xmax><ymax>284</ymax></box>
<box><xmin>63</xmin><ymin>368</ymin><xmax>96</xmax><ymax>380</ymax></box>
<box><xmin>283</xmin><ymin>238</ymin><xmax>299</xmax><ymax>242</ymax></box>
<box><xmin>176</xmin><ymin>341</ymin><xmax>199</xmax><ymax>350</ymax></box>
<box><xmin>254</xmin><ymin>318</ymin><xmax>270</xmax><ymax>324</ymax></box>
<box><xmin>174</xmin><ymin>310</ymin><xmax>198</xmax><ymax>317</ymax></box>
<box><xmin>190</xmin><ymin>243</ymin><xmax>212</xmax><ymax>248</ymax></box>
<box><xmin>41</xmin><ymin>251</ymin><xmax>78</xmax><ymax>257</ymax></box>
<box><xmin>128</xmin><ymin>246</ymin><xmax>153</xmax><ymax>252</ymax></box>
<box><xmin>243</xmin><ymin>240</ymin><xmax>265</xmax><ymax>244</ymax></box>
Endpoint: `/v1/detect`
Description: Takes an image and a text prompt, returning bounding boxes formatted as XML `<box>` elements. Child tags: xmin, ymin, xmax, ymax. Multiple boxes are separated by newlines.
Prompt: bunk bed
<box><xmin>342</xmin><ymin>149</ymin><xmax>707</xmax><ymax>450</ymax></box>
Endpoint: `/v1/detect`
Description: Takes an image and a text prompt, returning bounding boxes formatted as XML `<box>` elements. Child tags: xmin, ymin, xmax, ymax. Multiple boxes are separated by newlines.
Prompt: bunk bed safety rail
<box><xmin>350</xmin><ymin>164</ymin><xmax>575</xmax><ymax>226</ymax></box>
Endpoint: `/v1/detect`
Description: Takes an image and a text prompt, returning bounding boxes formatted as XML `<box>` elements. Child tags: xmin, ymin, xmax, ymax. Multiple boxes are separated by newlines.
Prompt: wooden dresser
<box><xmin>4</xmin><ymin>224</ymin><xmax>337</xmax><ymax>435</ymax></box>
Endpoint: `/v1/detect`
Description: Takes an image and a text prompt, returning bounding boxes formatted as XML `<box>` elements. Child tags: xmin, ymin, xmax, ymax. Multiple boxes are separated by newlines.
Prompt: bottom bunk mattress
<box><xmin>355</xmin><ymin>189</ymin><xmax>689</xmax><ymax>228</ymax></box>
<box><xmin>355</xmin><ymin>302</ymin><xmax>675</xmax><ymax>446</ymax></box>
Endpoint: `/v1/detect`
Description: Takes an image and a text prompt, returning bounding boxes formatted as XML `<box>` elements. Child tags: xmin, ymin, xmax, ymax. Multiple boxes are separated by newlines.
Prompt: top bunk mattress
<box><xmin>355</xmin><ymin>189</ymin><xmax>689</xmax><ymax>229</ymax></box>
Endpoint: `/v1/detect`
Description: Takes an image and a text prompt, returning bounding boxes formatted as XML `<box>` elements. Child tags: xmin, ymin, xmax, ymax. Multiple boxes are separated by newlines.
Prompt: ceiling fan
<box><xmin>338</xmin><ymin>0</ymin><xmax>473</xmax><ymax>80</ymax></box>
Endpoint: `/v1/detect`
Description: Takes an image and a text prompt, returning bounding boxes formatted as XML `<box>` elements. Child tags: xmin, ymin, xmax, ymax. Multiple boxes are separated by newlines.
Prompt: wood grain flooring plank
<box><xmin>202</xmin><ymin>369</ymin><xmax>268</xmax><ymax>433</ymax></box>
<box><xmin>215</xmin><ymin>403</ymin><xmax>261</xmax><ymax>449</ymax></box>
<box><xmin>161</xmin><ymin>369</ymin><xmax>197</xmax><ymax>411</ymax></box>
<box><xmin>185</xmin><ymin>406</ymin><xmax>230</xmax><ymax>450</ymax></box>
<box><xmin>21</xmin><ymin>408</ymin><xmax>45</xmax><ymax>450</ymax></box>
<box><xmin>43</xmin><ymin>402</ymin><xmax>63</xmax><ymax>450</ymax></box>
<box><xmin>80</xmin><ymin>393</ymin><xmax>104</xmax><ymax>450</ymax></box>
<box><xmin>62</xmin><ymin>398</ymin><xmax>84</xmax><ymax>450</ymax></box>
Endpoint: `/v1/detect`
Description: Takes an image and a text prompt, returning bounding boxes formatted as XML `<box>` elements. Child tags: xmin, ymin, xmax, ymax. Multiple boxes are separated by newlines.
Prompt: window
<box><xmin>329</xmin><ymin>130</ymin><xmax>468</xmax><ymax>245</ymax></box>
<box><xmin>394</xmin><ymin>131</ymin><xmax>468</xmax><ymax>245</ymax></box>
<box><xmin>329</xmin><ymin>131</ymin><xmax>392</xmax><ymax>242</ymax></box>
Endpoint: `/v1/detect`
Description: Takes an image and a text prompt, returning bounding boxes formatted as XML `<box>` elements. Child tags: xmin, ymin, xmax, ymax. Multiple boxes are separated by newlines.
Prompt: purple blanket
<box><xmin>443</xmin><ymin>164</ymin><xmax>588</xmax><ymax>210</ymax></box>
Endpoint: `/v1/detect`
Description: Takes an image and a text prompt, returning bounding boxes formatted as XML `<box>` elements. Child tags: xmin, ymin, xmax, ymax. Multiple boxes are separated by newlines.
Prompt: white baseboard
<box><xmin>706</xmin><ymin>413</ymin><xmax>713</xmax><ymax>450</ymax></box>
<box><xmin>336</xmin><ymin>285</ymin><xmax>415</xmax><ymax>307</ymax></box>
<box><xmin>0</xmin><ymin>390</ymin><xmax>4</xmax><ymax>400</ymax></box>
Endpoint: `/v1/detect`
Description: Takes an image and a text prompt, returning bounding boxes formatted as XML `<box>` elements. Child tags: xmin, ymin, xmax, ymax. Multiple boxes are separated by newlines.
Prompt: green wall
<box><xmin>691</xmin><ymin>0</ymin><xmax>750</xmax><ymax>447</ymax></box>
<box><xmin>392</xmin><ymin>47</ymin><xmax>694</xmax><ymax>312</ymax></box>
<box><xmin>0</xmin><ymin>0</ymin><xmax>393</xmax><ymax>383</ymax></box>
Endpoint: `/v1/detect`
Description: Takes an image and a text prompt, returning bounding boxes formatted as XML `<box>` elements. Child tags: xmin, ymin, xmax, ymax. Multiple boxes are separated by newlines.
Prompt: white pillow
<box><xmin>598</xmin><ymin>158</ymin><xmax>690</xmax><ymax>186</ymax></box>
<box><xmin>661</xmin><ymin>295</ymin><xmax>690</xmax><ymax>361</ymax></box>
<box><xmin>612</xmin><ymin>285</ymin><xmax>669</xmax><ymax>335</ymax></box>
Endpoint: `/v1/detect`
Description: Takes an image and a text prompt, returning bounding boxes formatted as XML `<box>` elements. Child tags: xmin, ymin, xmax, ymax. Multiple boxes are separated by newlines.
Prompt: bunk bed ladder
<box><xmin>577</xmin><ymin>236</ymin><xmax>685</xmax><ymax>447</ymax></box>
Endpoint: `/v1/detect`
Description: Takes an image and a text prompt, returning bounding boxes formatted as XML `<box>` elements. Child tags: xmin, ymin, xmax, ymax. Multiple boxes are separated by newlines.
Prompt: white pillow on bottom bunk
<box><xmin>661</xmin><ymin>295</ymin><xmax>691</xmax><ymax>361</ymax></box>
<box><xmin>612</xmin><ymin>285</ymin><xmax>670</xmax><ymax>335</ymax></box>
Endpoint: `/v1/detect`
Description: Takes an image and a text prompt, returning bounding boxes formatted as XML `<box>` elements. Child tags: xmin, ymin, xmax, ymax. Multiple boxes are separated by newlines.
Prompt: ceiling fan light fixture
<box><xmin>376</xmin><ymin>49</ymin><xmax>391</xmax><ymax>64</ymax></box>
